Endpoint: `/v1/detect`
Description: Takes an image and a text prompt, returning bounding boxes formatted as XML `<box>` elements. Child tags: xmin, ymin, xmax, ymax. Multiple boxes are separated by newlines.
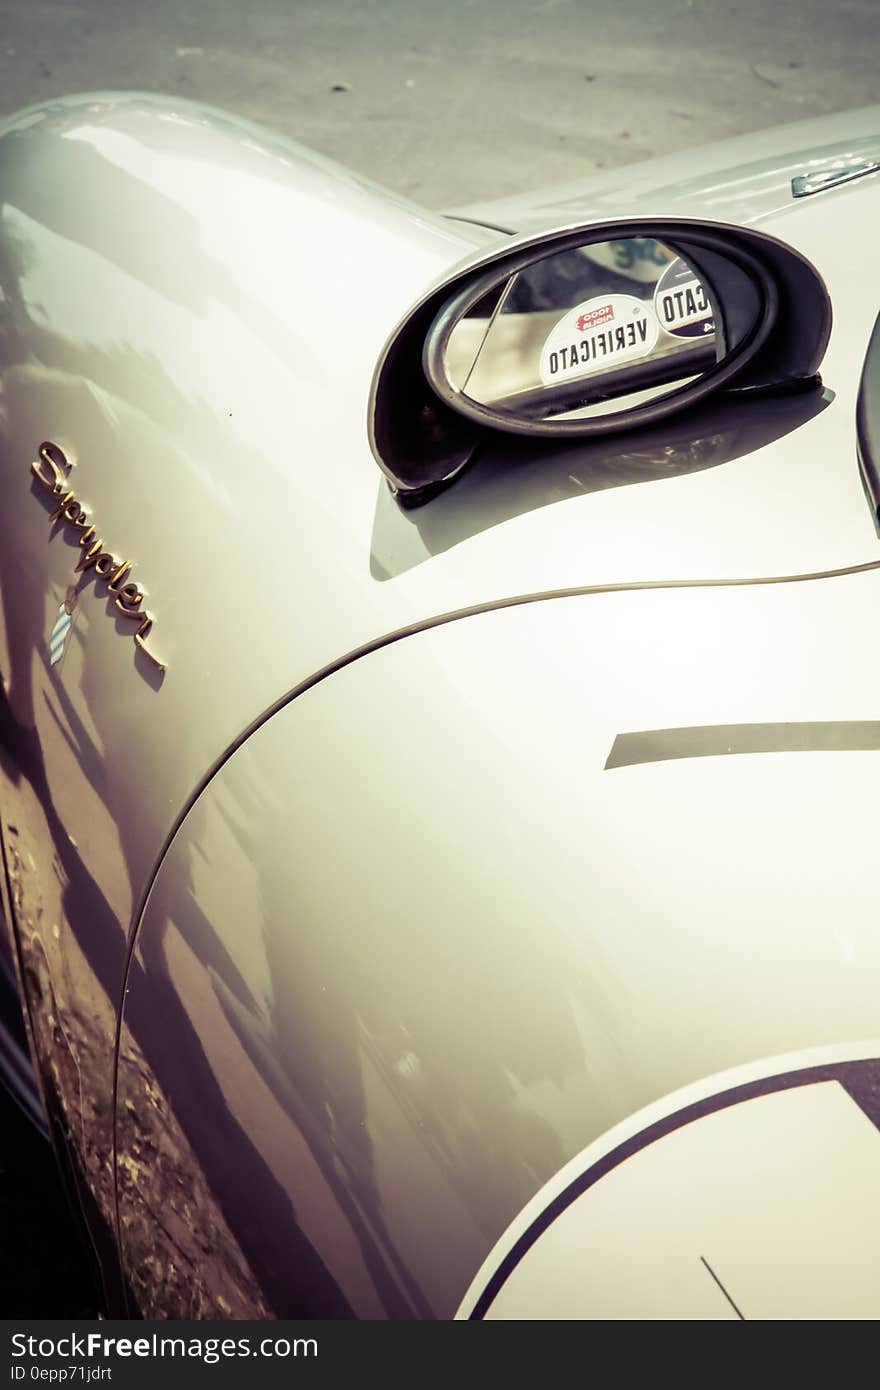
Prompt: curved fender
<box><xmin>0</xmin><ymin>92</ymin><xmax>484</xmax><ymax>1284</ymax></box>
<box><xmin>117</xmin><ymin>577</ymin><xmax>880</xmax><ymax>1316</ymax></box>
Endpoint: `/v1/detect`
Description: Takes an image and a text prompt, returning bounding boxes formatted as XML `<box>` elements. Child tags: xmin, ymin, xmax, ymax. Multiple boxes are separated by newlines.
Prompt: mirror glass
<box><xmin>435</xmin><ymin>236</ymin><xmax>755</xmax><ymax>426</ymax></box>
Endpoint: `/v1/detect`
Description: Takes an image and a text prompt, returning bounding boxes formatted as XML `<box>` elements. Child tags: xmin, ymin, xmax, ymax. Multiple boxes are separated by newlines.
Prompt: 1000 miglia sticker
<box><xmin>538</xmin><ymin>293</ymin><xmax>660</xmax><ymax>386</ymax></box>
<box><xmin>456</xmin><ymin>1042</ymin><xmax>880</xmax><ymax>1320</ymax></box>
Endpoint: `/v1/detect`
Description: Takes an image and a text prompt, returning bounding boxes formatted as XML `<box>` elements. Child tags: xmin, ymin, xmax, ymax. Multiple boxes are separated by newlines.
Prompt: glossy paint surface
<box><xmin>119</xmin><ymin>570</ymin><xmax>880</xmax><ymax>1315</ymax></box>
<box><xmin>454</xmin><ymin>104</ymin><xmax>880</xmax><ymax>230</ymax></box>
<box><xmin>0</xmin><ymin>92</ymin><xmax>485</xmax><ymax>1277</ymax></box>
<box><xmin>1</xmin><ymin>91</ymin><xmax>879</xmax><ymax>1312</ymax></box>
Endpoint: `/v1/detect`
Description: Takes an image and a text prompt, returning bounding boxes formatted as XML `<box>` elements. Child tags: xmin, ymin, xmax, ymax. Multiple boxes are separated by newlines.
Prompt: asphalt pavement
<box><xmin>0</xmin><ymin>0</ymin><xmax>877</xmax><ymax>207</ymax></box>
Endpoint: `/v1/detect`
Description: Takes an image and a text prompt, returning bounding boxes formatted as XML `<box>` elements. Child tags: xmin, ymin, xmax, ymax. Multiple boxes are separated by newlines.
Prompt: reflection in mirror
<box><xmin>442</xmin><ymin>237</ymin><xmax>727</xmax><ymax>423</ymax></box>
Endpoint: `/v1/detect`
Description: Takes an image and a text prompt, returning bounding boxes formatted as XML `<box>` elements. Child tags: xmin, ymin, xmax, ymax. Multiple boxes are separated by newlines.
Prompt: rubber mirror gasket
<box><xmin>422</xmin><ymin>226</ymin><xmax>776</xmax><ymax>440</ymax></box>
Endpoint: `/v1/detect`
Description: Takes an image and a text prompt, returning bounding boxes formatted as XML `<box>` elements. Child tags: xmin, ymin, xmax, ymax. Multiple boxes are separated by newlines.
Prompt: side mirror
<box><xmin>424</xmin><ymin>233</ymin><xmax>769</xmax><ymax>436</ymax></box>
<box><xmin>370</xmin><ymin>217</ymin><xmax>831</xmax><ymax>500</ymax></box>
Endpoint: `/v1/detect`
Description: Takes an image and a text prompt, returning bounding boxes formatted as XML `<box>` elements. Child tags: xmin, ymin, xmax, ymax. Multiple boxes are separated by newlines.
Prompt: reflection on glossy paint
<box><xmin>0</xmin><ymin>92</ymin><xmax>483</xmax><ymax>1308</ymax></box>
<box><xmin>0</xmin><ymin>680</ymin><xmax>128</xmax><ymax>1253</ymax></box>
<box><xmin>29</xmin><ymin>443</ymin><xmax>165</xmax><ymax>671</ymax></box>
<box><xmin>2</xmin><ymin>91</ymin><xmax>879</xmax><ymax>1320</ymax></box>
<box><xmin>118</xmin><ymin>584</ymin><xmax>880</xmax><ymax>1315</ymax></box>
<box><xmin>116</xmin><ymin>765</ymin><xmax>587</xmax><ymax>1317</ymax></box>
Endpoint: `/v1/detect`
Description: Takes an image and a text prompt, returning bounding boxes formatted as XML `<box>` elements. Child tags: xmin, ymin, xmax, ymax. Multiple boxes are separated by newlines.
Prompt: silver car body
<box><xmin>1</xmin><ymin>92</ymin><xmax>879</xmax><ymax>1318</ymax></box>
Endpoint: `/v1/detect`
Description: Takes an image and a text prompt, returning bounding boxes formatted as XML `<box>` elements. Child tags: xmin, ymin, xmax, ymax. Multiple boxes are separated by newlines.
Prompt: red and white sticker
<box><xmin>576</xmin><ymin>302</ymin><xmax>615</xmax><ymax>331</ymax></box>
<box><xmin>539</xmin><ymin>293</ymin><xmax>660</xmax><ymax>386</ymax></box>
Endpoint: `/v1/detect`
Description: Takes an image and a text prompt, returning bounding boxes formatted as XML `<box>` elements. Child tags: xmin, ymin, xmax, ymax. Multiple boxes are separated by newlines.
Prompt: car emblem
<box><xmin>30</xmin><ymin>442</ymin><xmax>166</xmax><ymax>672</ymax></box>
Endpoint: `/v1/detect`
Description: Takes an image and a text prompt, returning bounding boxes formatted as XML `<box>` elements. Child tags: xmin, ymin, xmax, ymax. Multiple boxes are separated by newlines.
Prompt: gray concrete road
<box><xmin>0</xmin><ymin>0</ymin><xmax>877</xmax><ymax>207</ymax></box>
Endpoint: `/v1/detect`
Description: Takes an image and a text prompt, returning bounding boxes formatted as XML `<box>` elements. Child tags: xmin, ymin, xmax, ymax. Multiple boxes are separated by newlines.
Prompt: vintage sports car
<box><xmin>2</xmin><ymin>91</ymin><xmax>880</xmax><ymax>1320</ymax></box>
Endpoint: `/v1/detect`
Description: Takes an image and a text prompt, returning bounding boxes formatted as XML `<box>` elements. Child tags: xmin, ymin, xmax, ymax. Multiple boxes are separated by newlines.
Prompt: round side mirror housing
<box><xmin>370</xmin><ymin>217</ymin><xmax>831</xmax><ymax>502</ymax></box>
<box><xmin>424</xmin><ymin>232</ymin><xmax>770</xmax><ymax>436</ymax></box>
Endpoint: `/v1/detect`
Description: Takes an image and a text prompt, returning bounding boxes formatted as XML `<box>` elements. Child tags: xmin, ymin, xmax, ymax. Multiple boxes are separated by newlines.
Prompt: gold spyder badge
<box><xmin>31</xmin><ymin>441</ymin><xmax>166</xmax><ymax>672</ymax></box>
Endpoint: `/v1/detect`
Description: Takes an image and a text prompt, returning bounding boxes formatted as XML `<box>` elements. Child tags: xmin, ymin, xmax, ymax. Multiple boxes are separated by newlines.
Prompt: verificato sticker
<box><xmin>539</xmin><ymin>293</ymin><xmax>660</xmax><ymax>386</ymax></box>
<box><xmin>653</xmin><ymin>257</ymin><xmax>715</xmax><ymax>339</ymax></box>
